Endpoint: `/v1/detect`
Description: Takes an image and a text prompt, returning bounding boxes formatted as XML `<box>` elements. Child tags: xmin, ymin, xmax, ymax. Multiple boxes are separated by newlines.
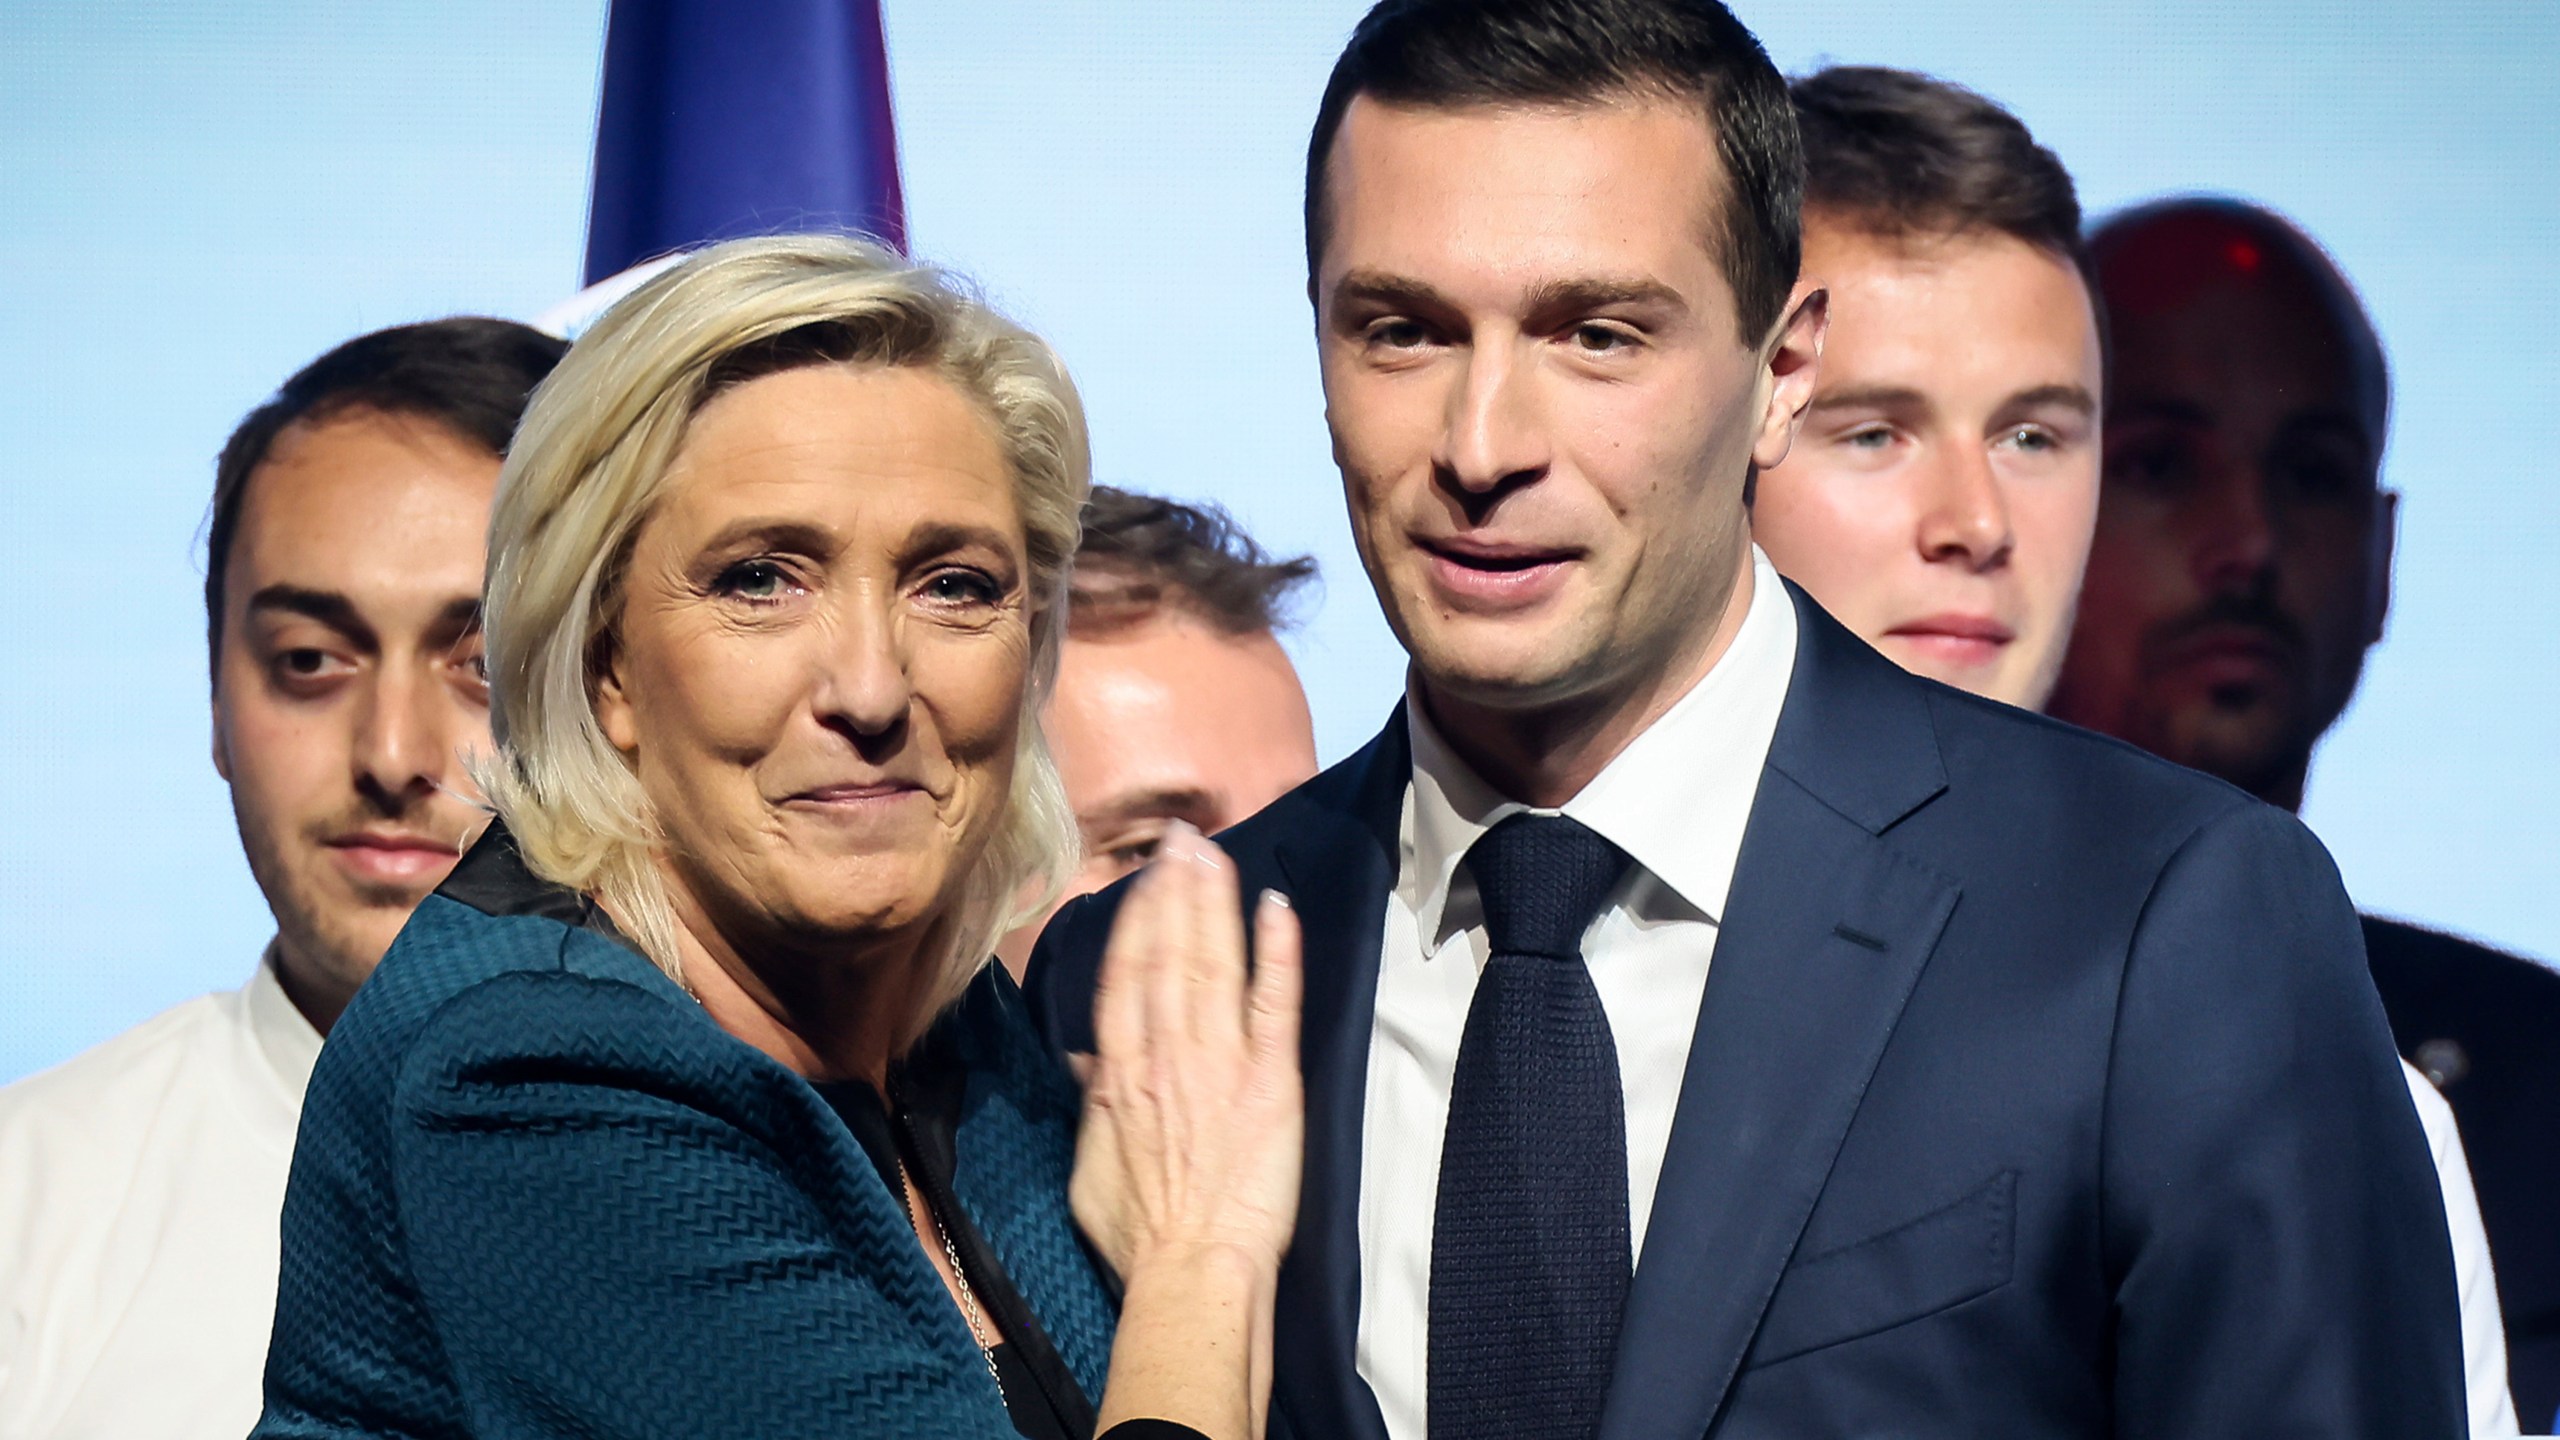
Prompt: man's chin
<box><xmin>2165</xmin><ymin>706</ymin><xmax>2310</xmax><ymax>801</ymax></box>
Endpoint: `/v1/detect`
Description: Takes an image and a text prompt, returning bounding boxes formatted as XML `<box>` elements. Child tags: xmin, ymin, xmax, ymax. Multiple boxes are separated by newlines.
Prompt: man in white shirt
<box><xmin>1752</xmin><ymin>66</ymin><xmax>2516</xmax><ymax>1434</ymax></box>
<box><xmin>0</xmin><ymin>318</ymin><xmax>565</xmax><ymax>1440</ymax></box>
<box><xmin>1030</xmin><ymin>0</ymin><xmax>2465</xmax><ymax>1435</ymax></box>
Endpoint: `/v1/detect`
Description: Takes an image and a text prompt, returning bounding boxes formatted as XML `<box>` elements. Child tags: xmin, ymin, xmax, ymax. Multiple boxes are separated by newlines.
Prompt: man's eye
<box><xmin>2271</xmin><ymin>448</ymin><xmax>2368</xmax><ymax>502</ymax></box>
<box><xmin>712</xmin><ymin>559</ymin><xmax>796</xmax><ymax>602</ymax></box>
<box><xmin>1571</xmin><ymin>324</ymin><xmax>1635</xmax><ymax>354</ymax></box>
<box><xmin>2003</xmin><ymin>426</ymin><xmax>2057</xmax><ymax>453</ymax></box>
<box><xmin>2108</xmin><ymin>437</ymin><xmax>2196</xmax><ymax>491</ymax></box>
<box><xmin>1844</xmin><ymin>425</ymin><xmax>1894</xmax><ymax>450</ymax></box>
<box><xmin>1365</xmin><ymin>319</ymin><xmax>1430</xmax><ymax>350</ymax></box>
<box><xmin>1107</xmin><ymin>837</ymin><xmax>1163</xmax><ymax>869</ymax></box>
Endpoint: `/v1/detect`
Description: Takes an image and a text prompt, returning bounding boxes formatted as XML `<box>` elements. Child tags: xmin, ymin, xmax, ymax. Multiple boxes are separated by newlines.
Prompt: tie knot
<box><xmin>1463</xmin><ymin>813</ymin><xmax>1631</xmax><ymax>961</ymax></box>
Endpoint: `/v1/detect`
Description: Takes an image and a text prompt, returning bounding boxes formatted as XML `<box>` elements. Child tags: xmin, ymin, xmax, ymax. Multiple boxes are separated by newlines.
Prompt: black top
<box><xmin>815</xmin><ymin>1072</ymin><xmax>1096</xmax><ymax>1440</ymax></box>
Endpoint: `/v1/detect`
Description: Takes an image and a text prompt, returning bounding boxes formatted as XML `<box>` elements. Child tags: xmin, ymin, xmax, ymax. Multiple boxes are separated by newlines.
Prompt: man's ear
<box><xmin>1750</xmin><ymin>279</ymin><xmax>1829</xmax><ymax>473</ymax></box>
<box><xmin>2365</xmin><ymin>487</ymin><xmax>2399</xmax><ymax>647</ymax></box>
<box><xmin>211</xmin><ymin>697</ymin><xmax>232</xmax><ymax>782</ymax></box>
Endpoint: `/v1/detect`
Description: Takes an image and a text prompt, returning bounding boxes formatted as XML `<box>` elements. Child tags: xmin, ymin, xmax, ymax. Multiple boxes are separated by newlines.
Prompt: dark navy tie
<box><xmin>1428</xmin><ymin>813</ymin><xmax>1634</xmax><ymax>1440</ymax></box>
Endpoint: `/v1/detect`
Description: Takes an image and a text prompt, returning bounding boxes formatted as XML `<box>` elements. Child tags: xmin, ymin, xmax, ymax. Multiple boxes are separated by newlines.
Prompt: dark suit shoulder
<box><xmin>1927</xmin><ymin>680</ymin><xmax>2258</xmax><ymax>830</ymax></box>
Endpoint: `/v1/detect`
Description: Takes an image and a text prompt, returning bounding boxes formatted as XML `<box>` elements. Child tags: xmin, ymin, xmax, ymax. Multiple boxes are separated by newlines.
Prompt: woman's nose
<box><xmin>810</xmin><ymin>596</ymin><xmax>915</xmax><ymax>740</ymax></box>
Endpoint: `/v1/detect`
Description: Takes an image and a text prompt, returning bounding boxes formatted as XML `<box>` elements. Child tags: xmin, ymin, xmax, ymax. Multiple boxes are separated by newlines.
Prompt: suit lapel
<box><xmin>1599</xmin><ymin>590</ymin><xmax>1960</xmax><ymax>1440</ymax></box>
<box><xmin>1266</xmin><ymin>715</ymin><xmax>1407</xmax><ymax>1440</ymax></box>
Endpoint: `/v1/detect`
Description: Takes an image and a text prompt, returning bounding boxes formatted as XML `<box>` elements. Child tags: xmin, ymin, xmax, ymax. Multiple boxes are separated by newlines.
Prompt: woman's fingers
<box><xmin>1140</xmin><ymin>823</ymin><xmax>1203</xmax><ymax>1088</ymax></box>
<box><xmin>1092</xmin><ymin>836</ymin><xmax>1170</xmax><ymax>1075</ymax></box>
<box><xmin>1183</xmin><ymin>832</ymin><xmax>1248</xmax><ymax>1047</ymax></box>
<box><xmin>1249</xmin><ymin>889</ymin><xmax>1302</xmax><ymax>1078</ymax></box>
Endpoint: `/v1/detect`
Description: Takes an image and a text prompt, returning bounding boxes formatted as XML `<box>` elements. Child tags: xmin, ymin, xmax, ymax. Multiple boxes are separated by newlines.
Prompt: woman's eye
<box><xmin>921</xmin><ymin>569</ymin><xmax>1001</xmax><ymax>607</ymax></box>
<box><xmin>712</xmin><ymin>559</ymin><xmax>797</xmax><ymax>603</ymax></box>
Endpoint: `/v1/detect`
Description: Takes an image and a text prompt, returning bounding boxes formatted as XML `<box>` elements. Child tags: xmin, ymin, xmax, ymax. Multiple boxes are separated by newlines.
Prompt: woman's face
<box><xmin>598</xmin><ymin>362</ymin><xmax>1032</xmax><ymax>968</ymax></box>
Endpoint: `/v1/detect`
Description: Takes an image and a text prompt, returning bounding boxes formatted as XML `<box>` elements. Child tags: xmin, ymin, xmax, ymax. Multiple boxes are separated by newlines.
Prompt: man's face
<box><xmin>1754</xmin><ymin>221</ymin><xmax>2103</xmax><ymax>709</ymax></box>
<box><xmin>213</xmin><ymin>409</ymin><xmax>500</xmax><ymax>1026</ymax></box>
<box><xmin>997</xmin><ymin>606</ymin><xmax>1317</xmax><ymax>976</ymax></box>
<box><xmin>2046</xmin><ymin>218</ymin><xmax>2392</xmax><ymax>808</ymax></box>
<box><xmin>1314</xmin><ymin>96</ymin><xmax>1820</xmax><ymax>722</ymax></box>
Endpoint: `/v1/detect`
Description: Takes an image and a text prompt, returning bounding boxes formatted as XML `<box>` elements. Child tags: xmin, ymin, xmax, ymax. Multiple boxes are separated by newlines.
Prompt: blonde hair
<box><xmin>479</xmin><ymin>234</ymin><xmax>1086</xmax><ymax>1048</ymax></box>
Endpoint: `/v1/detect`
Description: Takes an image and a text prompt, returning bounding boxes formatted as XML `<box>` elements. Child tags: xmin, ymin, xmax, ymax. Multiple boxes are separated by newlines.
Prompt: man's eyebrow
<box><xmin>2001</xmin><ymin>384</ymin><xmax>2099</xmax><ymax>417</ymax></box>
<box><xmin>244</xmin><ymin>585</ymin><xmax>376</xmax><ymax>648</ymax></box>
<box><xmin>2108</xmin><ymin>396</ymin><xmax>2213</xmax><ymax>427</ymax></box>
<box><xmin>1807</xmin><ymin>384</ymin><xmax>1929</xmax><ymax>415</ymax></box>
<box><xmin>1328</xmin><ymin>269</ymin><xmax>1451</xmax><ymax>314</ymax></box>
<box><xmin>428</xmin><ymin>597</ymin><xmax>485</xmax><ymax>645</ymax></box>
<box><xmin>1083</xmin><ymin>787</ymin><xmax>1220</xmax><ymax>829</ymax></box>
<box><xmin>1522</xmin><ymin>276</ymin><xmax>1687</xmax><ymax>316</ymax></box>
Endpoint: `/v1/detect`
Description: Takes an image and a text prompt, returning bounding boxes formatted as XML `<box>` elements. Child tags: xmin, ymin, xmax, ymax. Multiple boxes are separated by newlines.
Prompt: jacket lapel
<box><xmin>1264</xmin><ymin>713</ymin><xmax>1407</xmax><ymax>1440</ymax></box>
<box><xmin>1598</xmin><ymin>590</ymin><xmax>1961</xmax><ymax>1440</ymax></box>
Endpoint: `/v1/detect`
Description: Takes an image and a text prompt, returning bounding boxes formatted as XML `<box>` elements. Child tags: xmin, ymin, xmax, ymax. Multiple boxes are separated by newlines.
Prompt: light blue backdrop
<box><xmin>2</xmin><ymin>1</ymin><xmax>2552</xmax><ymax>1082</ymax></box>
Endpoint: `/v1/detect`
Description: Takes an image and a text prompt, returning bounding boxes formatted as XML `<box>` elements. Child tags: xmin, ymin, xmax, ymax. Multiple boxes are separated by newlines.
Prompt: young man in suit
<box><xmin>1031</xmin><ymin>1</ymin><xmax>2465</xmax><ymax>1435</ymax></box>
<box><xmin>1756</xmin><ymin>67</ymin><xmax>2517</xmax><ymax>1435</ymax></box>
<box><xmin>2051</xmin><ymin>196</ymin><xmax>2560</xmax><ymax>1428</ymax></box>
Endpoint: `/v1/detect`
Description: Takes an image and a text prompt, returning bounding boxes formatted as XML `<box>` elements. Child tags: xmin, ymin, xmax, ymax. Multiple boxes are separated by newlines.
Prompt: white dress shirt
<box><xmin>1356</xmin><ymin>549</ymin><xmax>1797</xmax><ymax>1440</ymax></box>
<box><xmin>2402</xmin><ymin>1060</ymin><xmax>2519</xmax><ymax>1437</ymax></box>
<box><xmin>0</xmin><ymin>948</ymin><xmax>321</xmax><ymax>1440</ymax></box>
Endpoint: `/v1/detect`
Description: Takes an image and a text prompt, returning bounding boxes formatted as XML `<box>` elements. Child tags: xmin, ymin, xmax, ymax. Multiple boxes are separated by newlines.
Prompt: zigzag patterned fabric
<box><xmin>255</xmin><ymin>891</ymin><xmax>1116</xmax><ymax>1439</ymax></box>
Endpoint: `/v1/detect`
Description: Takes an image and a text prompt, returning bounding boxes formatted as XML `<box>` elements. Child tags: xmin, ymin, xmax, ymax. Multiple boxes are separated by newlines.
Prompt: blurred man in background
<box><xmin>2051</xmin><ymin>198</ymin><xmax>2560</xmax><ymax>1427</ymax></box>
<box><xmin>1763</xmin><ymin>71</ymin><xmax>2518</xmax><ymax>1434</ymax></box>
<box><xmin>0</xmin><ymin>318</ymin><xmax>566</xmax><ymax>1440</ymax></box>
<box><xmin>996</xmin><ymin>485</ymin><xmax>1319</xmax><ymax>976</ymax></box>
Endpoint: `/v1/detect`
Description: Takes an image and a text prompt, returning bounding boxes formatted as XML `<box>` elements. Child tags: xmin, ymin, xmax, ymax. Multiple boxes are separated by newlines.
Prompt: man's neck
<box><xmin>1419</xmin><ymin>557</ymin><xmax>1758</xmax><ymax>810</ymax></box>
<box><xmin>269</xmin><ymin>937</ymin><xmax>354</xmax><ymax>1038</ymax></box>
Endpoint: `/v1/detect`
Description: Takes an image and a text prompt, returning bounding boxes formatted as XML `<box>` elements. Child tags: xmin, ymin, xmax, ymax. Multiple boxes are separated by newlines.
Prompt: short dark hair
<box><xmin>1305</xmin><ymin>0</ymin><xmax>1803</xmax><ymax>345</ymax></box>
<box><xmin>1791</xmin><ymin>66</ymin><xmax>2092</xmax><ymax>291</ymax></box>
<box><xmin>1068</xmin><ymin>486</ymin><xmax>1318</xmax><ymax>637</ymax></box>
<box><xmin>204</xmin><ymin>317</ymin><xmax>569</xmax><ymax>674</ymax></box>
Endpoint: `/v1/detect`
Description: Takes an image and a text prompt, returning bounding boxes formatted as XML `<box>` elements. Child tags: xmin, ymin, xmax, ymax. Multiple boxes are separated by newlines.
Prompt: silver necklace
<box><xmin>901</xmin><ymin>1157</ymin><xmax>1008</xmax><ymax>1410</ymax></box>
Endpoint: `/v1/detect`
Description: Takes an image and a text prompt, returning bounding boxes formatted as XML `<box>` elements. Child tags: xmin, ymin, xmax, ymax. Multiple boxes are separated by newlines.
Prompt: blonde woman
<box><xmin>254</xmin><ymin>236</ymin><xmax>1301</xmax><ymax>1440</ymax></box>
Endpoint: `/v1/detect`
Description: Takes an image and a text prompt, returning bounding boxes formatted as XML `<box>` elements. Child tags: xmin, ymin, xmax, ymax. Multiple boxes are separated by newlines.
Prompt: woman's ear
<box><xmin>594</xmin><ymin>632</ymin><xmax>640</xmax><ymax>755</ymax></box>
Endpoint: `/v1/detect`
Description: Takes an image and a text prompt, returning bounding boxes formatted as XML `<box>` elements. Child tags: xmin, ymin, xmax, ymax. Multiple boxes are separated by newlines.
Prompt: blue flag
<box><xmin>583</xmin><ymin>0</ymin><xmax>906</xmax><ymax>285</ymax></box>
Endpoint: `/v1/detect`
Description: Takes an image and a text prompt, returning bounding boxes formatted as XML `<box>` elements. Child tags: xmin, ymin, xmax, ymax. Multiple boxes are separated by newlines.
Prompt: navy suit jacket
<box><xmin>1029</xmin><ymin>586</ymin><xmax>2465</xmax><ymax>1439</ymax></box>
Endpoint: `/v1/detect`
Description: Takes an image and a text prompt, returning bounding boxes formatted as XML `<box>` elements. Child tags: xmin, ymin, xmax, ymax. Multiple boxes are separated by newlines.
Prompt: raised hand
<box><xmin>1073</xmin><ymin>821</ymin><xmax>1303</xmax><ymax>1440</ymax></box>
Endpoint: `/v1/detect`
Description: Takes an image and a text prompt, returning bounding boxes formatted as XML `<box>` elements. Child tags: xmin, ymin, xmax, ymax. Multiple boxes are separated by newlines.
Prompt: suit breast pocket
<box><xmin>1741</xmin><ymin>1169</ymin><xmax>2017</xmax><ymax>1370</ymax></box>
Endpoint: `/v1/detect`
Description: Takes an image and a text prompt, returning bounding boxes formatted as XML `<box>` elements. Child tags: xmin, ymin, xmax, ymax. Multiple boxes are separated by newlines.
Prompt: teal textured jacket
<box><xmin>254</xmin><ymin>830</ymin><xmax>1121</xmax><ymax>1439</ymax></box>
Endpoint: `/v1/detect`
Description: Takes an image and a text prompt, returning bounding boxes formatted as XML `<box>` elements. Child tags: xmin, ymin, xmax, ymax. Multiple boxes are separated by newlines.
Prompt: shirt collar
<box><xmin>1402</xmin><ymin>547</ymin><xmax>1798</xmax><ymax>939</ymax></box>
<box><xmin>244</xmin><ymin>940</ymin><xmax>325</xmax><ymax>1097</ymax></box>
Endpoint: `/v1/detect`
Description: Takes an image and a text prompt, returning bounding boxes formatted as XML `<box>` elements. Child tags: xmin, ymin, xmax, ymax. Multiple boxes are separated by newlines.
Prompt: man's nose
<box><xmin>1914</xmin><ymin>444</ymin><xmax>2015</xmax><ymax>571</ymax></box>
<box><xmin>2188</xmin><ymin>466</ymin><xmax>2279</xmax><ymax>594</ymax></box>
<box><xmin>1434</xmin><ymin>342</ymin><xmax>1550</xmax><ymax>499</ymax></box>
<box><xmin>352</xmin><ymin>666</ymin><xmax>458</xmax><ymax>809</ymax></box>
